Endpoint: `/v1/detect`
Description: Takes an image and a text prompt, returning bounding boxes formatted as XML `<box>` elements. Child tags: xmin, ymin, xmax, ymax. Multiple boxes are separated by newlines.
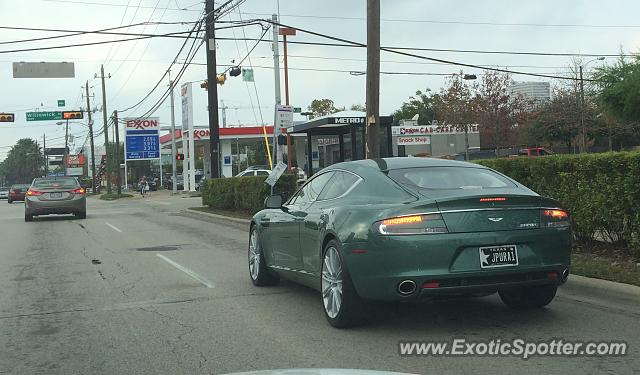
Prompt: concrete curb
<box><xmin>562</xmin><ymin>274</ymin><xmax>640</xmax><ymax>300</ymax></box>
<box><xmin>184</xmin><ymin>207</ymin><xmax>251</xmax><ymax>225</ymax></box>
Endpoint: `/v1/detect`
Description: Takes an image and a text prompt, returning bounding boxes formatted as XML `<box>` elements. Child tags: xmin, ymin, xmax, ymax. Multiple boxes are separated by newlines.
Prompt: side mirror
<box><xmin>264</xmin><ymin>194</ymin><xmax>283</xmax><ymax>209</ymax></box>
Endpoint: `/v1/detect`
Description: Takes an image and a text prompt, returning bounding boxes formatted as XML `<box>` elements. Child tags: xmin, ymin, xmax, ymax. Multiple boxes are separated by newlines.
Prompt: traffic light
<box><xmin>62</xmin><ymin>111</ymin><xmax>83</xmax><ymax>120</ymax></box>
<box><xmin>216</xmin><ymin>73</ymin><xmax>227</xmax><ymax>85</ymax></box>
<box><xmin>277</xmin><ymin>134</ymin><xmax>288</xmax><ymax>146</ymax></box>
<box><xmin>200</xmin><ymin>80</ymin><xmax>208</xmax><ymax>90</ymax></box>
<box><xmin>176</xmin><ymin>153</ymin><xmax>185</xmax><ymax>161</ymax></box>
<box><xmin>0</xmin><ymin>113</ymin><xmax>15</xmax><ymax>122</ymax></box>
<box><xmin>229</xmin><ymin>66</ymin><xmax>241</xmax><ymax>77</ymax></box>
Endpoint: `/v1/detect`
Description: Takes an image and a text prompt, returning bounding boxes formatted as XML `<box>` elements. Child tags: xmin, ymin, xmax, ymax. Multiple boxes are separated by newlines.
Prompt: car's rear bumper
<box><xmin>25</xmin><ymin>196</ymin><xmax>86</xmax><ymax>216</ymax></box>
<box><xmin>343</xmin><ymin>227</ymin><xmax>571</xmax><ymax>301</ymax></box>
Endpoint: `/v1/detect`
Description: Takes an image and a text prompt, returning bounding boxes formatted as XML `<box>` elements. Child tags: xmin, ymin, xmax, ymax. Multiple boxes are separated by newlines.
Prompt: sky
<box><xmin>1</xmin><ymin>0</ymin><xmax>639</xmax><ymax>160</ymax></box>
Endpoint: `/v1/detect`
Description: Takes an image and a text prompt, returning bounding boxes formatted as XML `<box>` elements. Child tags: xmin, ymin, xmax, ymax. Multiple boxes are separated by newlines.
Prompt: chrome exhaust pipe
<box><xmin>397</xmin><ymin>280</ymin><xmax>417</xmax><ymax>295</ymax></box>
<box><xmin>561</xmin><ymin>268</ymin><xmax>570</xmax><ymax>283</ymax></box>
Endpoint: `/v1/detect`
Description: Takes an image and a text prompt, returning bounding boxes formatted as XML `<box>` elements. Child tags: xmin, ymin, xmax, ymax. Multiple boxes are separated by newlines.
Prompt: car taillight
<box><xmin>374</xmin><ymin>214</ymin><xmax>448</xmax><ymax>235</ymax></box>
<box><xmin>542</xmin><ymin>209</ymin><xmax>570</xmax><ymax>227</ymax></box>
<box><xmin>26</xmin><ymin>189</ymin><xmax>43</xmax><ymax>196</ymax></box>
<box><xmin>70</xmin><ymin>187</ymin><xmax>85</xmax><ymax>195</ymax></box>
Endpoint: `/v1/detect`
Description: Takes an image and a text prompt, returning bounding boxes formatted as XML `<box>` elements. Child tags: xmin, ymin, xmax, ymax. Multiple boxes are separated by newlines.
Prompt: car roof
<box><xmin>327</xmin><ymin>157</ymin><xmax>484</xmax><ymax>173</ymax></box>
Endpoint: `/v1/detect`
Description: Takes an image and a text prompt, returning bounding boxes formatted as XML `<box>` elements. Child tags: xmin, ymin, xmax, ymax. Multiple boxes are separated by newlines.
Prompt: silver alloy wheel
<box><xmin>248</xmin><ymin>229</ymin><xmax>260</xmax><ymax>280</ymax></box>
<box><xmin>321</xmin><ymin>246</ymin><xmax>343</xmax><ymax>319</ymax></box>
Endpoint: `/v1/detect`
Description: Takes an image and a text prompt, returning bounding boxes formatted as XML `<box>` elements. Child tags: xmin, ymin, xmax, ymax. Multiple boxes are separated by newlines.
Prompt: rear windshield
<box><xmin>33</xmin><ymin>178</ymin><xmax>79</xmax><ymax>189</ymax></box>
<box><xmin>388</xmin><ymin>167</ymin><xmax>517</xmax><ymax>190</ymax></box>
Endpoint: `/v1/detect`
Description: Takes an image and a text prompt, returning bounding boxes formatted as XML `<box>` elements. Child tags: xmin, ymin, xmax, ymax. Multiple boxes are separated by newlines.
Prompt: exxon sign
<box><xmin>125</xmin><ymin>117</ymin><xmax>160</xmax><ymax>133</ymax></box>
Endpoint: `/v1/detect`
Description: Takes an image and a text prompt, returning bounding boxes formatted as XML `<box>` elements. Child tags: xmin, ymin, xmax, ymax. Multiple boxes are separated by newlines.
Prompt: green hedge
<box><xmin>476</xmin><ymin>152</ymin><xmax>640</xmax><ymax>254</ymax></box>
<box><xmin>201</xmin><ymin>174</ymin><xmax>299</xmax><ymax>215</ymax></box>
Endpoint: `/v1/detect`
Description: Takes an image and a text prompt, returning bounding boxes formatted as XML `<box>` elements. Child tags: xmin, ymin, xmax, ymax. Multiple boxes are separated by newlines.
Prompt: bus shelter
<box><xmin>288</xmin><ymin>111</ymin><xmax>393</xmax><ymax>176</ymax></box>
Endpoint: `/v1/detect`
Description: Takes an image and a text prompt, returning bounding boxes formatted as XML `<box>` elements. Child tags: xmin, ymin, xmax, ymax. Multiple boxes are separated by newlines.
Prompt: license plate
<box><xmin>479</xmin><ymin>245</ymin><xmax>518</xmax><ymax>268</ymax></box>
<box><xmin>50</xmin><ymin>192</ymin><xmax>62</xmax><ymax>198</ymax></box>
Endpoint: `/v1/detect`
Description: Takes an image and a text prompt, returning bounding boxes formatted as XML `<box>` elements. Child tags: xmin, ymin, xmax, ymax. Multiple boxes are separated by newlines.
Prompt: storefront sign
<box><xmin>397</xmin><ymin>136</ymin><xmax>431</xmax><ymax>145</ymax></box>
<box><xmin>317</xmin><ymin>137</ymin><xmax>339</xmax><ymax>146</ymax></box>
<box><xmin>392</xmin><ymin>124</ymin><xmax>479</xmax><ymax>136</ymax></box>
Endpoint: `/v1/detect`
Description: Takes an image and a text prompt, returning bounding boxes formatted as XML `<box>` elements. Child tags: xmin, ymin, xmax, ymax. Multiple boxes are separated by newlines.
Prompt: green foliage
<box><xmin>307</xmin><ymin>99</ymin><xmax>343</xmax><ymax>119</ymax></box>
<box><xmin>476</xmin><ymin>152</ymin><xmax>640</xmax><ymax>255</ymax></box>
<box><xmin>391</xmin><ymin>89</ymin><xmax>436</xmax><ymax>125</ymax></box>
<box><xmin>201</xmin><ymin>174</ymin><xmax>299</xmax><ymax>215</ymax></box>
<box><xmin>593</xmin><ymin>55</ymin><xmax>640</xmax><ymax>123</ymax></box>
<box><xmin>0</xmin><ymin>138</ymin><xmax>44</xmax><ymax>184</ymax></box>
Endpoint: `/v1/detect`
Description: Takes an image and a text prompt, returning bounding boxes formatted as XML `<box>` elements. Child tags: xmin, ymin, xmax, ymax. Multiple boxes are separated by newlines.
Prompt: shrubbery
<box><xmin>476</xmin><ymin>152</ymin><xmax>640</xmax><ymax>255</ymax></box>
<box><xmin>201</xmin><ymin>174</ymin><xmax>298</xmax><ymax>215</ymax></box>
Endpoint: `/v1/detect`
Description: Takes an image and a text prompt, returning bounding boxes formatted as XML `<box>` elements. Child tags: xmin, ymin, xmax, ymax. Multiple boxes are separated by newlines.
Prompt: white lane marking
<box><xmin>156</xmin><ymin>254</ymin><xmax>214</xmax><ymax>288</ymax></box>
<box><xmin>105</xmin><ymin>222</ymin><xmax>123</xmax><ymax>233</ymax></box>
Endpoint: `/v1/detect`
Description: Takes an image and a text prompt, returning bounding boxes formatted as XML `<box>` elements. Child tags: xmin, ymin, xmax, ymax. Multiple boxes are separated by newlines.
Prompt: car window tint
<box><xmin>289</xmin><ymin>172</ymin><xmax>334</xmax><ymax>205</ymax></box>
<box><xmin>388</xmin><ymin>167</ymin><xmax>516</xmax><ymax>190</ymax></box>
<box><xmin>317</xmin><ymin>171</ymin><xmax>359</xmax><ymax>200</ymax></box>
<box><xmin>256</xmin><ymin>170</ymin><xmax>270</xmax><ymax>176</ymax></box>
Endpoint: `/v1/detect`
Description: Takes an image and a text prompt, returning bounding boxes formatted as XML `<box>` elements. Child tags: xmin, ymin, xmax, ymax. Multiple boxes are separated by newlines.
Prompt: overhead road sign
<box><xmin>26</xmin><ymin>111</ymin><xmax>62</xmax><ymax>121</ymax></box>
<box><xmin>57</xmin><ymin>100</ymin><xmax>65</xmax><ymax>107</ymax></box>
<box><xmin>13</xmin><ymin>62</ymin><xmax>75</xmax><ymax>78</ymax></box>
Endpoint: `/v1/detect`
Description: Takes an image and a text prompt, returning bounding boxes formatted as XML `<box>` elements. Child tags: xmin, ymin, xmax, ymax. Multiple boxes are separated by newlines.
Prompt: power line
<box><xmin>40</xmin><ymin>0</ymin><xmax>201</xmax><ymax>11</ymax></box>
<box><xmin>240</xmin><ymin>11</ymin><xmax>640</xmax><ymax>29</ymax></box>
<box><xmin>259</xmin><ymin>18</ymin><xmax>602</xmax><ymax>81</ymax></box>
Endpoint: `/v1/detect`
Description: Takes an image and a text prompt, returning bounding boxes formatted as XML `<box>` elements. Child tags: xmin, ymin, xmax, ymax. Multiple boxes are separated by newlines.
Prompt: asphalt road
<box><xmin>0</xmin><ymin>193</ymin><xmax>638</xmax><ymax>375</ymax></box>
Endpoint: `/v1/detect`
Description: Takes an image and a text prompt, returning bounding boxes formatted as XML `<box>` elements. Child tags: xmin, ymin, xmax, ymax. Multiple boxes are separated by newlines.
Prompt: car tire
<box><xmin>7</xmin><ymin>199</ymin><xmax>12</xmax><ymax>204</ymax></box>
<box><xmin>248</xmin><ymin>226</ymin><xmax>279</xmax><ymax>286</ymax></box>
<box><xmin>499</xmin><ymin>284</ymin><xmax>557</xmax><ymax>309</ymax></box>
<box><xmin>25</xmin><ymin>212</ymin><xmax>33</xmax><ymax>222</ymax></box>
<box><xmin>321</xmin><ymin>239</ymin><xmax>368</xmax><ymax>328</ymax></box>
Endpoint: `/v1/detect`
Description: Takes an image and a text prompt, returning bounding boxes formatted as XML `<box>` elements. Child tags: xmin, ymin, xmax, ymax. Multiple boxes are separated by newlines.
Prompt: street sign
<box><xmin>265</xmin><ymin>161</ymin><xmax>288</xmax><ymax>187</ymax></box>
<box><xmin>276</xmin><ymin>105</ymin><xmax>294</xmax><ymax>129</ymax></box>
<box><xmin>293</xmin><ymin>107</ymin><xmax>302</xmax><ymax>113</ymax></box>
<box><xmin>57</xmin><ymin>100</ymin><xmax>65</xmax><ymax>107</ymax></box>
<box><xmin>124</xmin><ymin>117</ymin><xmax>160</xmax><ymax>161</ymax></box>
<box><xmin>26</xmin><ymin>111</ymin><xmax>62</xmax><ymax>121</ymax></box>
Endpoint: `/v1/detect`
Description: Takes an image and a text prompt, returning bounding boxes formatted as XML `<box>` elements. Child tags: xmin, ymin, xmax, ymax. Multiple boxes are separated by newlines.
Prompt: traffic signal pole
<box><xmin>205</xmin><ymin>0</ymin><xmax>221</xmax><ymax>178</ymax></box>
<box><xmin>365</xmin><ymin>0</ymin><xmax>380</xmax><ymax>159</ymax></box>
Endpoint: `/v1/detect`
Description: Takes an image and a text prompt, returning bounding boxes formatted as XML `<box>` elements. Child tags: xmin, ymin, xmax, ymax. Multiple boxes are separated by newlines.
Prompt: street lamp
<box><xmin>460</xmin><ymin>73</ymin><xmax>477</xmax><ymax>161</ymax></box>
<box><xmin>579</xmin><ymin>57</ymin><xmax>605</xmax><ymax>153</ymax></box>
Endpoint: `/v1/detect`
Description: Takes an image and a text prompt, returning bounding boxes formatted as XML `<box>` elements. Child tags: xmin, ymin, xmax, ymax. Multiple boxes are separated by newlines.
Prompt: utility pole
<box><xmin>365</xmin><ymin>0</ymin><xmax>380</xmax><ymax>159</ymax></box>
<box><xmin>84</xmin><ymin>81</ymin><xmax>97</xmax><ymax>194</ymax></box>
<box><xmin>169</xmin><ymin>75</ymin><xmax>178</xmax><ymax>194</ymax></box>
<box><xmin>112</xmin><ymin>110</ymin><xmax>121</xmax><ymax>195</ymax></box>
<box><xmin>97</xmin><ymin>64</ymin><xmax>112</xmax><ymax>193</ymax></box>
<box><xmin>579</xmin><ymin>65</ymin><xmax>586</xmax><ymax>153</ymax></box>
<box><xmin>205</xmin><ymin>0</ymin><xmax>220</xmax><ymax>178</ymax></box>
<box><xmin>280</xmin><ymin>26</ymin><xmax>296</xmax><ymax>171</ymax></box>
<box><xmin>272</xmin><ymin>14</ymin><xmax>282</xmax><ymax>167</ymax></box>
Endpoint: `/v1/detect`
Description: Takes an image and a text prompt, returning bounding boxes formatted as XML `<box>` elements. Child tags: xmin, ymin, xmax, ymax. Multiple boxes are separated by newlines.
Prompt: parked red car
<box><xmin>8</xmin><ymin>184</ymin><xmax>30</xmax><ymax>203</ymax></box>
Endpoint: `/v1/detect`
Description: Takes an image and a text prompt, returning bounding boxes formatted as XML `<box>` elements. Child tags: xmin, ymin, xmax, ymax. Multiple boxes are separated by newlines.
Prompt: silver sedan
<box><xmin>24</xmin><ymin>177</ymin><xmax>87</xmax><ymax>221</ymax></box>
